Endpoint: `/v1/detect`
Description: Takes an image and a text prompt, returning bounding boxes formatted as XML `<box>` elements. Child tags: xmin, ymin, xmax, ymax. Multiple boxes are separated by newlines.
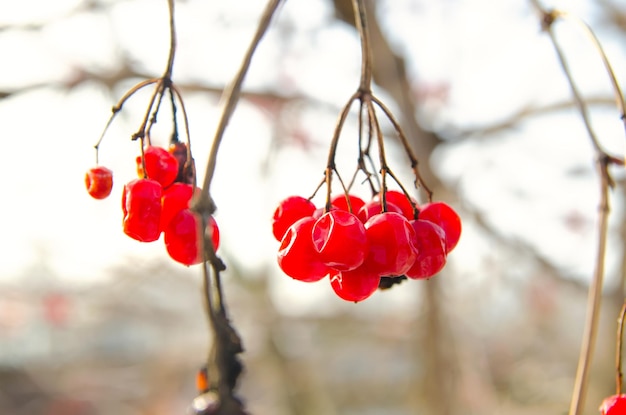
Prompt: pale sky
<box><xmin>1</xmin><ymin>0</ymin><xmax>625</xmax><ymax>312</ymax></box>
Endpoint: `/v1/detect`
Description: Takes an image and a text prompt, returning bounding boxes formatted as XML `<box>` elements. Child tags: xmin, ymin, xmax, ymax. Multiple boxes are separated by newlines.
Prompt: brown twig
<box><xmin>528</xmin><ymin>3</ymin><xmax>625</xmax><ymax>414</ymax></box>
<box><xmin>616</xmin><ymin>302</ymin><xmax>626</xmax><ymax>394</ymax></box>
<box><xmin>191</xmin><ymin>1</ymin><xmax>285</xmax><ymax>413</ymax></box>
<box><xmin>198</xmin><ymin>0</ymin><xmax>285</xmax><ymax>205</ymax></box>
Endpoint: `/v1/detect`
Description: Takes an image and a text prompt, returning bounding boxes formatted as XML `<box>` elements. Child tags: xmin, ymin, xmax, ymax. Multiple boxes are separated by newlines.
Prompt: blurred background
<box><xmin>1</xmin><ymin>0</ymin><xmax>626</xmax><ymax>414</ymax></box>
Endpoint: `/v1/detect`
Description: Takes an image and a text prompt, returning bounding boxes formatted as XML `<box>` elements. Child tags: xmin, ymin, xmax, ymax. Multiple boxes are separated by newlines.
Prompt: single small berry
<box><xmin>357</xmin><ymin>200</ymin><xmax>403</xmax><ymax>223</ymax></box>
<box><xmin>419</xmin><ymin>201</ymin><xmax>462</xmax><ymax>253</ymax></box>
<box><xmin>85</xmin><ymin>166</ymin><xmax>113</xmax><ymax>200</ymax></box>
<box><xmin>375</xmin><ymin>190</ymin><xmax>418</xmax><ymax>220</ymax></box>
<box><xmin>329</xmin><ymin>266</ymin><xmax>381</xmax><ymax>302</ymax></box>
<box><xmin>312</xmin><ymin>210</ymin><xmax>368</xmax><ymax>271</ymax></box>
<box><xmin>272</xmin><ymin>196</ymin><xmax>316</xmax><ymax>241</ymax></box>
<box><xmin>122</xmin><ymin>178</ymin><xmax>163</xmax><ymax>242</ymax></box>
<box><xmin>331</xmin><ymin>193</ymin><xmax>366</xmax><ymax>214</ymax></box>
<box><xmin>169</xmin><ymin>141</ymin><xmax>191</xmax><ymax>183</ymax></box>
<box><xmin>161</xmin><ymin>183</ymin><xmax>198</xmax><ymax>231</ymax></box>
<box><xmin>277</xmin><ymin>217</ymin><xmax>330</xmax><ymax>282</ymax></box>
<box><xmin>136</xmin><ymin>145</ymin><xmax>179</xmax><ymax>188</ymax></box>
<box><xmin>600</xmin><ymin>394</ymin><xmax>626</xmax><ymax>415</ymax></box>
<box><xmin>405</xmin><ymin>219</ymin><xmax>447</xmax><ymax>279</ymax></box>
<box><xmin>362</xmin><ymin>212</ymin><xmax>418</xmax><ymax>276</ymax></box>
<box><xmin>164</xmin><ymin>209</ymin><xmax>219</xmax><ymax>266</ymax></box>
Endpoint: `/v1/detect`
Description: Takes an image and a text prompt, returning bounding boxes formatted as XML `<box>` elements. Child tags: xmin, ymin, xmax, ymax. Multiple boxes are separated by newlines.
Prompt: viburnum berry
<box><xmin>331</xmin><ymin>193</ymin><xmax>365</xmax><ymax>214</ymax></box>
<box><xmin>329</xmin><ymin>266</ymin><xmax>381</xmax><ymax>302</ymax></box>
<box><xmin>600</xmin><ymin>394</ymin><xmax>626</xmax><ymax>415</ymax></box>
<box><xmin>164</xmin><ymin>209</ymin><xmax>220</xmax><ymax>266</ymax></box>
<box><xmin>136</xmin><ymin>145</ymin><xmax>179</xmax><ymax>188</ymax></box>
<box><xmin>85</xmin><ymin>166</ymin><xmax>113</xmax><ymax>200</ymax></box>
<box><xmin>272</xmin><ymin>196</ymin><xmax>316</xmax><ymax>241</ymax></box>
<box><xmin>357</xmin><ymin>199</ymin><xmax>403</xmax><ymax>223</ymax></box>
<box><xmin>168</xmin><ymin>141</ymin><xmax>190</xmax><ymax>183</ymax></box>
<box><xmin>122</xmin><ymin>178</ymin><xmax>162</xmax><ymax>242</ymax></box>
<box><xmin>312</xmin><ymin>210</ymin><xmax>367</xmax><ymax>271</ymax></box>
<box><xmin>405</xmin><ymin>219</ymin><xmax>447</xmax><ymax>279</ymax></box>
<box><xmin>375</xmin><ymin>190</ymin><xmax>417</xmax><ymax>220</ymax></box>
<box><xmin>419</xmin><ymin>201</ymin><xmax>462</xmax><ymax>253</ymax></box>
<box><xmin>277</xmin><ymin>217</ymin><xmax>330</xmax><ymax>282</ymax></box>
<box><xmin>312</xmin><ymin>206</ymin><xmax>337</xmax><ymax>219</ymax></box>
<box><xmin>161</xmin><ymin>183</ymin><xmax>197</xmax><ymax>231</ymax></box>
<box><xmin>362</xmin><ymin>212</ymin><xmax>418</xmax><ymax>276</ymax></box>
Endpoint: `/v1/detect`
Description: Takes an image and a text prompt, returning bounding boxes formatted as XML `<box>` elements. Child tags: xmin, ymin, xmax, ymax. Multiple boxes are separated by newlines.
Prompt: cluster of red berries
<box><xmin>272</xmin><ymin>190</ymin><xmax>461</xmax><ymax>302</ymax></box>
<box><xmin>85</xmin><ymin>142</ymin><xmax>219</xmax><ymax>266</ymax></box>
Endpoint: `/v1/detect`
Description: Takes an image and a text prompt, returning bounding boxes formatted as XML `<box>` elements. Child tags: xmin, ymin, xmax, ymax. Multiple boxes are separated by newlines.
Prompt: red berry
<box><xmin>312</xmin><ymin>210</ymin><xmax>367</xmax><ymax>271</ymax></box>
<box><xmin>600</xmin><ymin>394</ymin><xmax>626</xmax><ymax>415</ymax></box>
<box><xmin>164</xmin><ymin>209</ymin><xmax>219</xmax><ymax>266</ymax></box>
<box><xmin>357</xmin><ymin>200</ymin><xmax>403</xmax><ymax>223</ymax></box>
<box><xmin>329</xmin><ymin>266</ymin><xmax>380</xmax><ymax>302</ymax></box>
<box><xmin>168</xmin><ymin>142</ymin><xmax>190</xmax><ymax>182</ymax></box>
<box><xmin>85</xmin><ymin>166</ymin><xmax>113</xmax><ymax>199</ymax></box>
<box><xmin>362</xmin><ymin>212</ymin><xmax>418</xmax><ymax>276</ymax></box>
<box><xmin>331</xmin><ymin>193</ymin><xmax>365</xmax><ymax>214</ymax></box>
<box><xmin>136</xmin><ymin>146</ymin><xmax>179</xmax><ymax>188</ymax></box>
<box><xmin>122</xmin><ymin>178</ymin><xmax>162</xmax><ymax>242</ymax></box>
<box><xmin>272</xmin><ymin>196</ymin><xmax>316</xmax><ymax>241</ymax></box>
<box><xmin>277</xmin><ymin>217</ymin><xmax>331</xmax><ymax>282</ymax></box>
<box><xmin>405</xmin><ymin>220</ymin><xmax>447</xmax><ymax>279</ymax></box>
<box><xmin>312</xmin><ymin>206</ymin><xmax>338</xmax><ymax>219</ymax></box>
<box><xmin>375</xmin><ymin>190</ymin><xmax>417</xmax><ymax>220</ymax></box>
<box><xmin>160</xmin><ymin>183</ymin><xmax>198</xmax><ymax>231</ymax></box>
<box><xmin>419</xmin><ymin>202</ymin><xmax>462</xmax><ymax>253</ymax></box>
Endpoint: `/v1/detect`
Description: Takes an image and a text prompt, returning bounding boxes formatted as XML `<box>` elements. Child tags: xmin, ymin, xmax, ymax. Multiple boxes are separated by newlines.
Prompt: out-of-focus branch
<box><xmin>454</xmin><ymin>96</ymin><xmax>618</xmax><ymax>139</ymax></box>
<box><xmin>528</xmin><ymin>3</ymin><xmax>625</xmax><ymax>415</ymax></box>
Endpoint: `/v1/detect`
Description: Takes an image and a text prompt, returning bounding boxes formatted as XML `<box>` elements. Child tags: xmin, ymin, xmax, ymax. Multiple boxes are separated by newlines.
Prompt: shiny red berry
<box><xmin>272</xmin><ymin>196</ymin><xmax>316</xmax><ymax>241</ymax></box>
<box><xmin>136</xmin><ymin>146</ymin><xmax>179</xmax><ymax>188</ymax></box>
<box><xmin>164</xmin><ymin>209</ymin><xmax>219</xmax><ymax>266</ymax></box>
<box><xmin>406</xmin><ymin>220</ymin><xmax>447</xmax><ymax>279</ymax></box>
<box><xmin>312</xmin><ymin>210</ymin><xmax>367</xmax><ymax>271</ymax></box>
<box><xmin>375</xmin><ymin>190</ymin><xmax>417</xmax><ymax>220</ymax></box>
<box><xmin>419</xmin><ymin>202</ymin><xmax>462</xmax><ymax>253</ymax></box>
<box><xmin>277</xmin><ymin>217</ymin><xmax>330</xmax><ymax>282</ymax></box>
<box><xmin>331</xmin><ymin>193</ymin><xmax>365</xmax><ymax>214</ymax></box>
<box><xmin>362</xmin><ymin>212</ymin><xmax>418</xmax><ymax>276</ymax></box>
<box><xmin>122</xmin><ymin>178</ymin><xmax>162</xmax><ymax>242</ymax></box>
<box><xmin>85</xmin><ymin>166</ymin><xmax>113</xmax><ymax>200</ymax></box>
<box><xmin>329</xmin><ymin>266</ymin><xmax>381</xmax><ymax>302</ymax></box>
<box><xmin>168</xmin><ymin>142</ymin><xmax>191</xmax><ymax>183</ymax></box>
<box><xmin>600</xmin><ymin>394</ymin><xmax>626</xmax><ymax>415</ymax></box>
<box><xmin>357</xmin><ymin>200</ymin><xmax>403</xmax><ymax>223</ymax></box>
<box><xmin>160</xmin><ymin>183</ymin><xmax>198</xmax><ymax>231</ymax></box>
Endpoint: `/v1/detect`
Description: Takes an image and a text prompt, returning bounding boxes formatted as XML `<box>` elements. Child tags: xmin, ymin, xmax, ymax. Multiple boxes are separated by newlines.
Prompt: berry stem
<box><xmin>616</xmin><ymin>302</ymin><xmax>626</xmax><ymax>395</ymax></box>
<box><xmin>371</xmin><ymin>94</ymin><xmax>433</xmax><ymax>202</ymax></box>
<box><xmin>352</xmin><ymin>0</ymin><xmax>372</xmax><ymax>92</ymax></box>
<box><xmin>555</xmin><ymin>10</ymin><xmax>626</xmax><ymax>143</ymax></box>
<box><xmin>170</xmin><ymin>83</ymin><xmax>195</xmax><ymax>185</ymax></box>
<box><xmin>164</xmin><ymin>0</ymin><xmax>177</xmax><ymax>79</ymax></box>
<box><xmin>168</xmin><ymin>86</ymin><xmax>179</xmax><ymax>144</ymax></box>
<box><xmin>324</xmin><ymin>92</ymin><xmax>360</xmax><ymax>210</ymax></box>
<box><xmin>93</xmin><ymin>78</ymin><xmax>159</xmax><ymax>164</ymax></box>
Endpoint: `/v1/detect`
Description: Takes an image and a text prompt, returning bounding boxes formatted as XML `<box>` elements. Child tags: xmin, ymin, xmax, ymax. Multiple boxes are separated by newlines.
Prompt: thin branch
<box><xmin>528</xmin><ymin>3</ymin><xmax>623</xmax><ymax>414</ymax></box>
<box><xmin>568</xmin><ymin>157</ymin><xmax>612</xmax><ymax>415</ymax></box>
<box><xmin>616</xmin><ymin>302</ymin><xmax>626</xmax><ymax>394</ymax></box>
<box><xmin>352</xmin><ymin>0</ymin><xmax>373</xmax><ymax>91</ymax></box>
<box><xmin>197</xmin><ymin>0</ymin><xmax>285</xmax><ymax>208</ymax></box>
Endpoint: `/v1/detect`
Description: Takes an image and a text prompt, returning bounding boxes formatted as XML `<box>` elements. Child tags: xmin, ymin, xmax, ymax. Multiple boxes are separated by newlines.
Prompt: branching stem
<box><xmin>527</xmin><ymin>3</ymin><xmax>625</xmax><ymax>414</ymax></box>
<box><xmin>616</xmin><ymin>302</ymin><xmax>626</xmax><ymax>394</ymax></box>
